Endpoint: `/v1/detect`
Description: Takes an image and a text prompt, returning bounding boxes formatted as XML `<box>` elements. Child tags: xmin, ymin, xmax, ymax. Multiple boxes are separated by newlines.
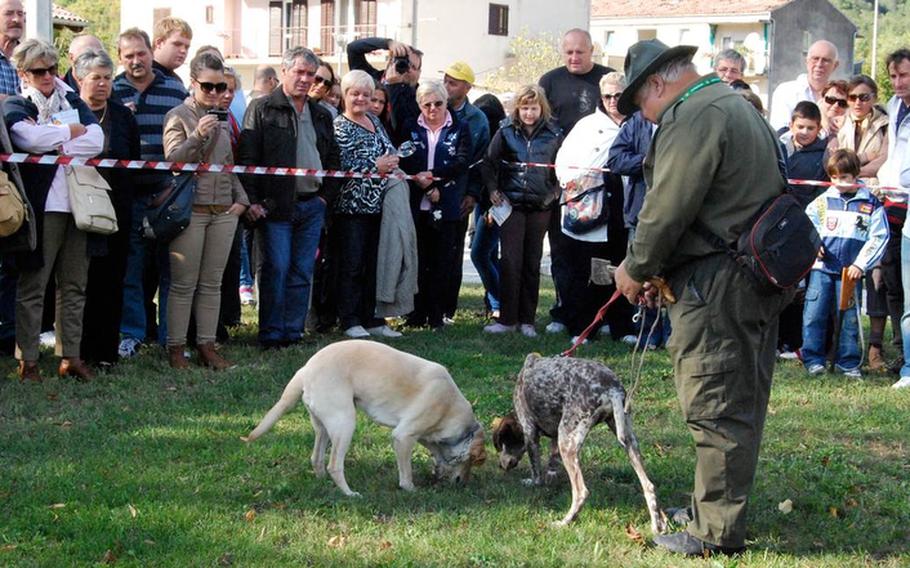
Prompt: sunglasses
<box><xmin>198</xmin><ymin>81</ymin><xmax>228</xmax><ymax>94</ymax></box>
<box><xmin>27</xmin><ymin>64</ymin><xmax>57</xmax><ymax>77</ymax></box>
<box><xmin>848</xmin><ymin>93</ymin><xmax>874</xmax><ymax>103</ymax></box>
<box><xmin>824</xmin><ymin>95</ymin><xmax>848</xmax><ymax>109</ymax></box>
<box><xmin>602</xmin><ymin>92</ymin><xmax>623</xmax><ymax>100</ymax></box>
<box><xmin>313</xmin><ymin>76</ymin><xmax>333</xmax><ymax>87</ymax></box>
<box><xmin>422</xmin><ymin>100</ymin><xmax>445</xmax><ymax>109</ymax></box>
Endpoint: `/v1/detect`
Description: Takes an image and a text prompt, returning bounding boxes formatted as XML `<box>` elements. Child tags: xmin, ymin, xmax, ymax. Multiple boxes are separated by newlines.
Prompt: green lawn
<box><xmin>1</xmin><ymin>284</ymin><xmax>908</xmax><ymax>567</ymax></box>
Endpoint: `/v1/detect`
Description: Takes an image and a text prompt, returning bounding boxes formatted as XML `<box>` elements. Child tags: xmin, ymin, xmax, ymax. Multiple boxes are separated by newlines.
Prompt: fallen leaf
<box><xmin>218</xmin><ymin>553</ymin><xmax>234</xmax><ymax>566</ymax></box>
<box><xmin>845</xmin><ymin>498</ymin><xmax>859</xmax><ymax>508</ymax></box>
<box><xmin>821</xmin><ymin>456</ymin><xmax>830</xmax><ymax>467</ymax></box>
<box><xmin>624</xmin><ymin>523</ymin><xmax>645</xmax><ymax>545</ymax></box>
<box><xmin>378</xmin><ymin>540</ymin><xmax>392</xmax><ymax>551</ymax></box>
<box><xmin>273</xmin><ymin>502</ymin><xmax>286</xmax><ymax>510</ymax></box>
<box><xmin>829</xmin><ymin>506</ymin><xmax>840</xmax><ymax>518</ymax></box>
<box><xmin>45</xmin><ymin>392</ymin><xmax>58</xmax><ymax>401</ymax></box>
<box><xmin>143</xmin><ymin>540</ymin><xmax>155</xmax><ymax>546</ymax></box>
<box><xmin>128</xmin><ymin>504</ymin><xmax>138</xmax><ymax>518</ymax></box>
<box><xmin>48</xmin><ymin>503</ymin><xmax>66</xmax><ymax>509</ymax></box>
<box><xmin>327</xmin><ymin>535</ymin><xmax>347</xmax><ymax>549</ymax></box>
<box><xmin>1</xmin><ymin>544</ymin><xmax>17</xmax><ymax>552</ymax></box>
<box><xmin>778</xmin><ymin>499</ymin><xmax>793</xmax><ymax>514</ymax></box>
<box><xmin>165</xmin><ymin>386</ymin><xmax>177</xmax><ymax>392</ymax></box>
<box><xmin>59</xmin><ymin>421</ymin><xmax>72</xmax><ymax>429</ymax></box>
<box><xmin>244</xmin><ymin>509</ymin><xmax>257</xmax><ymax>523</ymax></box>
<box><xmin>101</xmin><ymin>549</ymin><xmax>117</xmax><ymax>564</ymax></box>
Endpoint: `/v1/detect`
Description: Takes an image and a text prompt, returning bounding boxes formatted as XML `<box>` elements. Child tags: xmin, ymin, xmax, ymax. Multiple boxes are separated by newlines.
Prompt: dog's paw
<box><xmin>550</xmin><ymin>519</ymin><xmax>570</xmax><ymax>528</ymax></box>
<box><xmin>343</xmin><ymin>491</ymin><xmax>362</xmax><ymax>498</ymax></box>
<box><xmin>399</xmin><ymin>482</ymin><xmax>416</xmax><ymax>492</ymax></box>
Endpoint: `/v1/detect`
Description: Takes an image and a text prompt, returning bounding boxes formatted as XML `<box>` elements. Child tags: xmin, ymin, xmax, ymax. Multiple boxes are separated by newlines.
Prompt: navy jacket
<box><xmin>482</xmin><ymin>118</ymin><xmax>562</xmax><ymax>211</ymax></box>
<box><xmin>608</xmin><ymin>111</ymin><xmax>653</xmax><ymax>228</ymax></box>
<box><xmin>399</xmin><ymin>113</ymin><xmax>471</xmax><ymax>222</ymax></box>
<box><xmin>780</xmin><ymin>131</ymin><xmax>828</xmax><ymax>207</ymax></box>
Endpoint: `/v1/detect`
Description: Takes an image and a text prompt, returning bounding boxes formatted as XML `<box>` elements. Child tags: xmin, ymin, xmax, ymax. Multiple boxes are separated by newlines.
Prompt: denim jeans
<box><xmin>469</xmin><ymin>205</ymin><xmax>500</xmax><ymax>312</ymax></box>
<box><xmin>802</xmin><ymin>269</ymin><xmax>861</xmax><ymax>371</ymax></box>
<box><xmin>120</xmin><ymin>198</ymin><xmax>170</xmax><ymax>345</ymax></box>
<box><xmin>900</xmin><ymin>235</ymin><xmax>910</xmax><ymax>377</ymax></box>
<box><xmin>239</xmin><ymin>227</ymin><xmax>254</xmax><ymax>288</ymax></box>
<box><xmin>257</xmin><ymin>198</ymin><xmax>325</xmax><ymax>344</ymax></box>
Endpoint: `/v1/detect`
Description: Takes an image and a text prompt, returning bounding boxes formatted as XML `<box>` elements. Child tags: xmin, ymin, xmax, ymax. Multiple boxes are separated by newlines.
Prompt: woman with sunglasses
<box><xmin>399</xmin><ymin>79</ymin><xmax>471</xmax><ymax>329</ymax></box>
<box><xmin>309</xmin><ymin>60</ymin><xmax>338</xmax><ymax>118</ymax></box>
<box><xmin>818</xmin><ymin>79</ymin><xmax>849</xmax><ymax>143</ymax></box>
<box><xmin>162</xmin><ymin>52</ymin><xmax>248</xmax><ymax>370</ymax></box>
<box><xmin>3</xmin><ymin>39</ymin><xmax>104</xmax><ymax>382</ymax></box>
<box><xmin>836</xmin><ymin>75</ymin><xmax>888</xmax><ymax>180</ymax></box>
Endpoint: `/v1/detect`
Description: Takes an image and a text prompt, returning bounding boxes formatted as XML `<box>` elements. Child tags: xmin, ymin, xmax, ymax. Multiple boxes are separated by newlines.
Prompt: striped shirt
<box><xmin>0</xmin><ymin>51</ymin><xmax>20</xmax><ymax>95</ymax></box>
<box><xmin>112</xmin><ymin>69</ymin><xmax>187</xmax><ymax>160</ymax></box>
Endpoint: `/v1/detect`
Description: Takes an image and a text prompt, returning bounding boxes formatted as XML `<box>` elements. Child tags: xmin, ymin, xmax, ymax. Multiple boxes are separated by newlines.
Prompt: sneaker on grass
<box><xmin>118</xmin><ymin>337</ymin><xmax>142</xmax><ymax>359</ymax></box>
<box><xmin>806</xmin><ymin>363</ymin><xmax>825</xmax><ymax>375</ymax></box>
<box><xmin>891</xmin><ymin>376</ymin><xmax>910</xmax><ymax>389</ymax></box>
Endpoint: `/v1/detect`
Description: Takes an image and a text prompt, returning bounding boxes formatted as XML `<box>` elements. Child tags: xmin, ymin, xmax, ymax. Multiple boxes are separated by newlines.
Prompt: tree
<box><xmin>53</xmin><ymin>0</ymin><xmax>121</xmax><ymax>71</ymax></box>
<box><xmin>483</xmin><ymin>31</ymin><xmax>562</xmax><ymax>93</ymax></box>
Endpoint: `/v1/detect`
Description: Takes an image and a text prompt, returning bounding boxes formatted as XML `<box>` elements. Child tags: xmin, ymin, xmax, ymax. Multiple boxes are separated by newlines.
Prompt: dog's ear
<box><xmin>470</xmin><ymin>428</ymin><xmax>487</xmax><ymax>466</ymax></box>
<box><xmin>491</xmin><ymin>417</ymin><xmax>504</xmax><ymax>451</ymax></box>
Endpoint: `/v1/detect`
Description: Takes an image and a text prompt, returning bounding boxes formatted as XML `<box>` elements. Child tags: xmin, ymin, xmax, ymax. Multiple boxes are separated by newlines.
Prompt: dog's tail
<box><xmin>610</xmin><ymin>388</ymin><xmax>630</xmax><ymax>449</ymax></box>
<box><xmin>242</xmin><ymin>369</ymin><xmax>306</xmax><ymax>442</ymax></box>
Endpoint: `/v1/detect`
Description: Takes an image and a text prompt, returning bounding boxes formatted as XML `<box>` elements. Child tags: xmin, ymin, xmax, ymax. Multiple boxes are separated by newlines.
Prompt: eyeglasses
<box><xmin>824</xmin><ymin>95</ymin><xmax>848</xmax><ymax>109</ymax></box>
<box><xmin>198</xmin><ymin>81</ymin><xmax>228</xmax><ymax>94</ymax></box>
<box><xmin>26</xmin><ymin>65</ymin><xmax>58</xmax><ymax>77</ymax></box>
<box><xmin>313</xmin><ymin>76</ymin><xmax>333</xmax><ymax>87</ymax></box>
<box><xmin>421</xmin><ymin>100</ymin><xmax>445</xmax><ymax>109</ymax></box>
<box><xmin>848</xmin><ymin>93</ymin><xmax>874</xmax><ymax>103</ymax></box>
<box><xmin>602</xmin><ymin>92</ymin><xmax>623</xmax><ymax>100</ymax></box>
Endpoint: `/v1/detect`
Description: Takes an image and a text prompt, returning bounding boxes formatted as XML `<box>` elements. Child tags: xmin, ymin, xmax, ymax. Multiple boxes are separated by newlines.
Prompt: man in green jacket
<box><xmin>615</xmin><ymin>40</ymin><xmax>794</xmax><ymax>556</ymax></box>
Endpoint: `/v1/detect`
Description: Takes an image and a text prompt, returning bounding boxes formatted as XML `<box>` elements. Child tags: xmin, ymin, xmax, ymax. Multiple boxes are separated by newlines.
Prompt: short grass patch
<box><xmin>1</xmin><ymin>283</ymin><xmax>908</xmax><ymax>566</ymax></box>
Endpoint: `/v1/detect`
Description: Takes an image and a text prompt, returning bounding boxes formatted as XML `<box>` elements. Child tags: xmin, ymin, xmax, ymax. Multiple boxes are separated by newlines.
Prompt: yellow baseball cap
<box><xmin>443</xmin><ymin>61</ymin><xmax>475</xmax><ymax>85</ymax></box>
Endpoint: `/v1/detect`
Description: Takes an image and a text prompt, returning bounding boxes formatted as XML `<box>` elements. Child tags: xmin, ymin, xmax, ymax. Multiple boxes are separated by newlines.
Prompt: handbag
<box><xmin>141</xmin><ymin>173</ymin><xmax>197</xmax><ymax>241</ymax></box>
<box><xmin>562</xmin><ymin>184</ymin><xmax>609</xmax><ymax>234</ymax></box>
<box><xmin>65</xmin><ymin>165</ymin><xmax>118</xmax><ymax>235</ymax></box>
<box><xmin>0</xmin><ymin>169</ymin><xmax>25</xmax><ymax>237</ymax></box>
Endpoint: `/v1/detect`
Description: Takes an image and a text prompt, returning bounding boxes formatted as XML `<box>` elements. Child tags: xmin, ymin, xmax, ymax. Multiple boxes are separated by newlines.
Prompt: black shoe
<box><xmin>665</xmin><ymin>506</ymin><xmax>693</xmax><ymax>526</ymax></box>
<box><xmin>653</xmin><ymin>532</ymin><xmax>745</xmax><ymax>557</ymax></box>
<box><xmin>259</xmin><ymin>340</ymin><xmax>283</xmax><ymax>351</ymax></box>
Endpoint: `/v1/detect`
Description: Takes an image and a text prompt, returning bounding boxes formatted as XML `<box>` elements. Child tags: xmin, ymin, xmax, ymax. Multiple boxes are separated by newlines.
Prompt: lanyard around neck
<box><xmin>677</xmin><ymin>76</ymin><xmax>722</xmax><ymax>105</ymax></box>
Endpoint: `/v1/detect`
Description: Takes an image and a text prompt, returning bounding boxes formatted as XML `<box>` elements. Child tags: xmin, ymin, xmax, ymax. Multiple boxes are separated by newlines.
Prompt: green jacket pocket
<box><xmin>677</xmin><ymin>351</ymin><xmax>744</xmax><ymax>420</ymax></box>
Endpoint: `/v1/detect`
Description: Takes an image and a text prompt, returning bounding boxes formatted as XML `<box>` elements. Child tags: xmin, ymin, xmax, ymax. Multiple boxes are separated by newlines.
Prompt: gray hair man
<box><xmin>238</xmin><ymin>46</ymin><xmax>341</xmax><ymax>350</ymax></box>
<box><xmin>713</xmin><ymin>49</ymin><xmax>745</xmax><ymax>84</ymax></box>
<box><xmin>769</xmin><ymin>39</ymin><xmax>840</xmax><ymax>129</ymax></box>
<box><xmin>614</xmin><ymin>39</ymin><xmax>793</xmax><ymax>557</ymax></box>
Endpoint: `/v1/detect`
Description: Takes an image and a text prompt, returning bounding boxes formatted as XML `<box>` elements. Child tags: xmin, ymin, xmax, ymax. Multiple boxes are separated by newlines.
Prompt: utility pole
<box><xmin>871</xmin><ymin>0</ymin><xmax>879</xmax><ymax>80</ymax></box>
<box><xmin>25</xmin><ymin>0</ymin><xmax>52</xmax><ymax>42</ymax></box>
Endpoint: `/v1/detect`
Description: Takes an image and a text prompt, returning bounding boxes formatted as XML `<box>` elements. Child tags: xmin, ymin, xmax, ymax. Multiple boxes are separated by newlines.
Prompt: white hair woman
<box><xmin>4</xmin><ymin>38</ymin><xmax>105</xmax><ymax>381</ymax></box>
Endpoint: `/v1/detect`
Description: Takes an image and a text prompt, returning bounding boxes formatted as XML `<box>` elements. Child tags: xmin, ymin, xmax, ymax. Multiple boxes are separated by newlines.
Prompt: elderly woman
<box><xmin>163</xmin><ymin>52</ymin><xmax>248</xmax><ymax>370</ymax></box>
<box><xmin>482</xmin><ymin>85</ymin><xmax>562</xmax><ymax>337</ymax></box>
<box><xmin>332</xmin><ymin>69</ymin><xmax>401</xmax><ymax>338</ymax></box>
<box><xmin>73</xmin><ymin>48</ymin><xmax>141</xmax><ymax>367</ymax></box>
<box><xmin>552</xmin><ymin>72</ymin><xmax>636</xmax><ymax>344</ymax></box>
<box><xmin>399</xmin><ymin>79</ymin><xmax>471</xmax><ymax>330</ymax></box>
<box><xmin>4</xmin><ymin>39</ymin><xmax>104</xmax><ymax>381</ymax></box>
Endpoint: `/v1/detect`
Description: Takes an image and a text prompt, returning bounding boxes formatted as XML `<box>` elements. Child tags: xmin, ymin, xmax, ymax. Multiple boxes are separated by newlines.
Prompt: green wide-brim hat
<box><xmin>617</xmin><ymin>39</ymin><xmax>698</xmax><ymax>116</ymax></box>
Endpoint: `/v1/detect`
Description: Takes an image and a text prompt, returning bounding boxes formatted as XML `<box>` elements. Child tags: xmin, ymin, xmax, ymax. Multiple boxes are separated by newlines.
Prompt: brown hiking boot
<box><xmin>18</xmin><ymin>360</ymin><xmax>42</xmax><ymax>382</ymax></box>
<box><xmin>197</xmin><ymin>342</ymin><xmax>232</xmax><ymax>371</ymax></box>
<box><xmin>868</xmin><ymin>345</ymin><xmax>886</xmax><ymax>372</ymax></box>
<box><xmin>168</xmin><ymin>345</ymin><xmax>190</xmax><ymax>369</ymax></box>
<box><xmin>58</xmin><ymin>357</ymin><xmax>94</xmax><ymax>381</ymax></box>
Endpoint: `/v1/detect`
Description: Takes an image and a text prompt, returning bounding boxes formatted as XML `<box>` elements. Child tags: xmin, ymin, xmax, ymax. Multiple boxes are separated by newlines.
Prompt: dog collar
<box><xmin>437</xmin><ymin>422</ymin><xmax>480</xmax><ymax>461</ymax></box>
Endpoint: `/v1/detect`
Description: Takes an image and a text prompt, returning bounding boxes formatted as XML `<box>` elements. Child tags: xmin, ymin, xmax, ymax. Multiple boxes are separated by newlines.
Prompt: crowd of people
<box><xmin>0</xmin><ymin>5</ymin><xmax>907</xmax><ymax>391</ymax></box>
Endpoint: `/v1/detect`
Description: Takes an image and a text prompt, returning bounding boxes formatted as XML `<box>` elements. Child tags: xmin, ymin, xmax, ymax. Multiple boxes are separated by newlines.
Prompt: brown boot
<box><xmin>18</xmin><ymin>360</ymin><xmax>42</xmax><ymax>382</ymax></box>
<box><xmin>168</xmin><ymin>345</ymin><xmax>190</xmax><ymax>369</ymax></box>
<box><xmin>58</xmin><ymin>357</ymin><xmax>94</xmax><ymax>381</ymax></box>
<box><xmin>197</xmin><ymin>342</ymin><xmax>232</xmax><ymax>371</ymax></box>
<box><xmin>868</xmin><ymin>344</ymin><xmax>886</xmax><ymax>372</ymax></box>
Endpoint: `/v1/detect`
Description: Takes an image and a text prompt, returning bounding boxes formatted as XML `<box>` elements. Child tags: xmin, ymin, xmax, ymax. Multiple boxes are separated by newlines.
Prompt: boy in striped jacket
<box><xmin>802</xmin><ymin>149</ymin><xmax>890</xmax><ymax>377</ymax></box>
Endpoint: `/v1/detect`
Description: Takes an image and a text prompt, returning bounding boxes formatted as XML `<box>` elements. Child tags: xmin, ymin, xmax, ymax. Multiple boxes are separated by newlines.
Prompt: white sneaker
<box><xmin>239</xmin><ymin>285</ymin><xmax>255</xmax><ymax>306</ymax></box>
<box><xmin>841</xmin><ymin>367</ymin><xmax>862</xmax><ymax>379</ymax></box>
<box><xmin>442</xmin><ymin>316</ymin><xmax>456</xmax><ymax>326</ymax></box>
<box><xmin>118</xmin><ymin>337</ymin><xmax>142</xmax><ymax>358</ymax></box>
<box><xmin>344</xmin><ymin>325</ymin><xmax>370</xmax><ymax>338</ymax></box>
<box><xmin>598</xmin><ymin>324</ymin><xmax>610</xmax><ymax>337</ymax></box>
<box><xmin>570</xmin><ymin>336</ymin><xmax>588</xmax><ymax>345</ymax></box>
<box><xmin>367</xmin><ymin>325</ymin><xmax>402</xmax><ymax>338</ymax></box>
<box><xmin>520</xmin><ymin>324</ymin><xmax>537</xmax><ymax>337</ymax></box>
<box><xmin>621</xmin><ymin>335</ymin><xmax>639</xmax><ymax>346</ymax></box>
<box><xmin>484</xmin><ymin>322</ymin><xmax>516</xmax><ymax>334</ymax></box>
<box><xmin>39</xmin><ymin>330</ymin><xmax>55</xmax><ymax>348</ymax></box>
<box><xmin>891</xmin><ymin>376</ymin><xmax>910</xmax><ymax>389</ymax></box>
<box><xmin>778</xmin><ymin>350</ymin><xmax>799</xmax><ymax>360</ymax></box>
<box><xmin>806</xmin><ymin>363</ymin><xmax>825</xmax><ymax>375</ymax></box>
<box><xmin>545</xmin><ymin>321</ymin><xmax>566</xmax><ymax>334</ymax></box>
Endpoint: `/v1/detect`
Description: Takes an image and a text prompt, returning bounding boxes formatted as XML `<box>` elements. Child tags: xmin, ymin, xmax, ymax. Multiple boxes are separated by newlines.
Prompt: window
<box><xmin>638</xmin><ymin>29</ymin><xmax>656</xmax><ymax>41</ymax></box>
<box><xmin>269</xmin><ymin>1</ymin><xmax>308</xmax><ymax>57</ymax></box>
<box><xmin>321</xmin><ymin>0</ymin><xmax>335</xmax><ymax>55</ymax></box>
<box><xmin>205</xmin><ymin>6</ymin><xmax>214</xmax><ymax>24</ymax></box>
<box><xmin>722</xmin><ymin>36</ymin><xmax>733</xmax><ymax>49</ymax></box>
<box><xmin>604</xmin><ymin>30</ymin><xmax>614</xmax><ymax>48</ymax></box>
<box><xmin>489</xmin><ymin>4</ymin><xmax>508</xmax><ymax>36</ymax></box>
<box><xmin>356</xmin><ymin>0</ymin><xmax>377</xmax><ymax>39</ymax></box>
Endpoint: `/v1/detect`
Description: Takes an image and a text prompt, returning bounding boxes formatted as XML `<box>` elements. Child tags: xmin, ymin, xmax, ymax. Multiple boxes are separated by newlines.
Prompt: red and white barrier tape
<box><xmin>1</xmin><ymin>153</ymin><xmax>907</xmax><ymax>199</ymax></box>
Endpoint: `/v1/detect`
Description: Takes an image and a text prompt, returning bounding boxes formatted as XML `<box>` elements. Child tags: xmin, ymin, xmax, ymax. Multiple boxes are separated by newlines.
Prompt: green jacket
<box><xmin>625</xmin><ymin>75</ymin><xmax>785</xmax><ymax>283</ymax></box>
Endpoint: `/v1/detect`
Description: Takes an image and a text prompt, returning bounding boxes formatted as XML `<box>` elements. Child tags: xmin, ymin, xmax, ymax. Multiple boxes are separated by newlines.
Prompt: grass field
<box><xmin>1</xmin><ymin>283</ymin><xmax>908</xmax><ymax>567</ymax></box>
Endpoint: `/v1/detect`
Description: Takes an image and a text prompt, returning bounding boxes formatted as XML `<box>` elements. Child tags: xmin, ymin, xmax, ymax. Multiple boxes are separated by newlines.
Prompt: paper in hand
<box><xmin>51</xmin><ymin>109</ymin><xmax>80</xmax><ymax>126</ymax></box>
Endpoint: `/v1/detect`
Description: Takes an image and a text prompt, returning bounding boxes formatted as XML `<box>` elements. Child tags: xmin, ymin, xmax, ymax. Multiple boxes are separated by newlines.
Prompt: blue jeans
<box><xmin>900</xmin><ymin>236</ymin><xmax>910</xmax><ymax>377</ymax></box>
<box><xmin>802</xmin><ymin>269</ymin><xmax>861</xmax><ymax>371</ymax></box>
<box><xmin>469</xmin><ymin>205</ymin><xmax>500</xmax><ymax>312</ymax></box>
<box><xmin>257</xmin><ymin>198</ymin><xmax>325</xmax><ymax>344</ymax></box>
<box><xmin>239</xmin><ymin>227</ymin><xmax>254</xmax><ymax>288</ymax></box>
<box><xmin>120</xmin><ymin>198</ymin><xmax>170</xmax><ymax>345</ymax></box>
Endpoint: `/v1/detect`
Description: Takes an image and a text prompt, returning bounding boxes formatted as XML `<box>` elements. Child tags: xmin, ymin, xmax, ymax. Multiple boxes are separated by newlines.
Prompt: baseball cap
<box><xmin>443</xmin><ymin>61</ymin><xmax>475</xmax><ymax>85</ymax></box>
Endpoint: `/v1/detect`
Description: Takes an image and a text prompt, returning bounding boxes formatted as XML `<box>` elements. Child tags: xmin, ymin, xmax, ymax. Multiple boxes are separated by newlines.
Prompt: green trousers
<box><xmin>666</xmin><ymin>253</ymin><xmax>793</xmax><ymax>548</ymax></box>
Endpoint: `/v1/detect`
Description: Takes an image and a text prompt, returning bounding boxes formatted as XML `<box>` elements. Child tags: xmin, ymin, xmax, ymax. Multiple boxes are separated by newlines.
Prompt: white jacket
<box><xmin>876</xmin><ymin>95</ymin><xmax>910</xmax><ymax>237</ymax></box>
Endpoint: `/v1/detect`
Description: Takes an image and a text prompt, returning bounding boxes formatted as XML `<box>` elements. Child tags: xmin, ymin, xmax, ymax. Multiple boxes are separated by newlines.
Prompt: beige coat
<box><xmin>836</xmin><ymin>105</ymin><xmax>889</xmax><ymax>180</ymax></box>
<box><xmin>163</xmin><ymin>100</ymin><xmax>249</xmax><ymax>207</ymax></box>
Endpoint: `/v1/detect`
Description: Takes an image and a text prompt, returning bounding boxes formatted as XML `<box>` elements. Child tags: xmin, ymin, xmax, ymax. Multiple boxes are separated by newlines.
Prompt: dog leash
<box><xmin>625</xmin><ymin>300</ymin><xmax>664</xmax><ymax>413</ymax></box>
<box><xmin>560</xmin><ymin>289</ymin><xmax>624</xmax><ymax>357</ymax></box>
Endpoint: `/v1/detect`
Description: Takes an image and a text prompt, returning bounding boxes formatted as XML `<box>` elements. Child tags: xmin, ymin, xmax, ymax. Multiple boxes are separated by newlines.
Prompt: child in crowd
<box><xmin>802</xmin><ymin>149</ymin><xmax>889</xmax><ymax>377</ymax></box>
<box><xmin>777</xmin><ymin>101</ymin><xmax>831</xmax><ymax>358</ymax></box>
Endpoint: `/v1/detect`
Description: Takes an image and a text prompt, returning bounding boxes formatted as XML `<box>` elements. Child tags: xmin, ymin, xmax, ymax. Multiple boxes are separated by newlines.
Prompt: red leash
<box><xmin>560</xmin><ymin>289</ymin><xmax>624</xmax><ymax>357</ymax></box>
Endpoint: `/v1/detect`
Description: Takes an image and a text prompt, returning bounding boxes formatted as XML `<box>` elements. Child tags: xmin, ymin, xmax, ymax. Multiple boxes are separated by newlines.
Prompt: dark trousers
<box><xmin>559</xmin><ymin>237</ymin><xmax>634</xmax><ymax>337</ymax></box>
<box><xmin>498</xmin><ymin>208</ymin><xmax>550</xmax><ymax>326</ymax></box>
<box><xmin>410</xmin><ymin>213</ymin><xmax>461</xmax><ymax>328</ymax></box>
<box><xmin>880</xmin><ymin>238</ymin><xmax>904</xmax><ymax>344</ymax></box>
<box><xmin>547</xmin><ymin>206</ymin><xmax>570</xmax><ymax>323</ymax></box>
<box><xmin>81</xmin><ymin>223</ymin><xmax>130</xmax><ymax>365</ymax></box>
<box><xmin>335</xmin><ymin>213</ymin><xmax>383</xmax><ymax>330</ymax></box>
<box><xmin>443</xmin><ymin>214</ymin><xmax>469</xmax><ymax>318</ymax></box>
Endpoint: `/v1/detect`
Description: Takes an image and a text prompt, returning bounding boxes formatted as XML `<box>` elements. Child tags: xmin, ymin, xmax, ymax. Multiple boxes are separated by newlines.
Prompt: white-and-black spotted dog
<box><xmin>493</xmin><ymin>353</ymin><xmax>667</xmax><ymax>531</ymax></box>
